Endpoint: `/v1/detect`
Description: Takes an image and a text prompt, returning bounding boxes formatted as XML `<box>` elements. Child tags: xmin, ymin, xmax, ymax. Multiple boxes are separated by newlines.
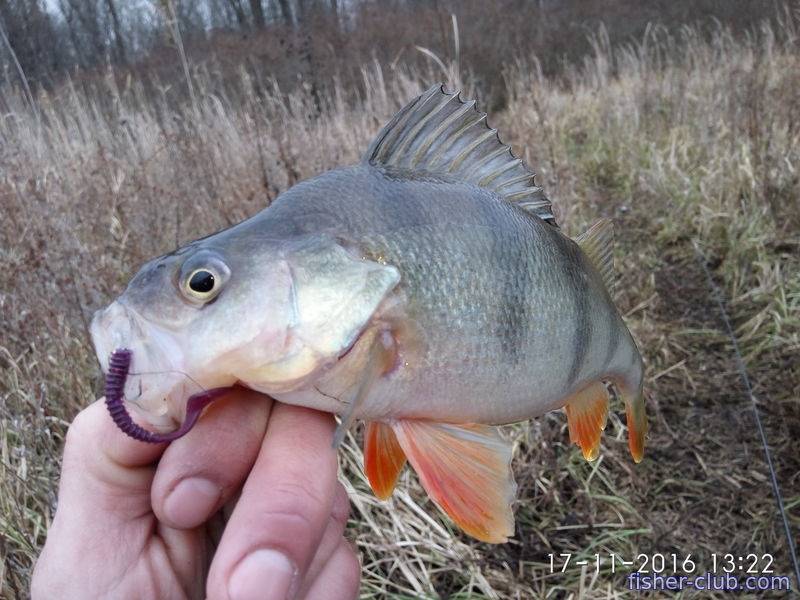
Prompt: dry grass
<box><xmin>2</xmin><ymin>10</ymin><xmax>800</xmax><ymax>599</ymax></box>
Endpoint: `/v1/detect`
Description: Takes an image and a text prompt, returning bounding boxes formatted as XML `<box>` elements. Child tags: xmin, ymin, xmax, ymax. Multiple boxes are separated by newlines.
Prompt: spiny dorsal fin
<box><xmin>363</xmin><ymin>84</ymin><xmax>556</xmax><ymax>226</ymax></box>
<box><xmin>575</xmin><ymin>219</ymin><xmax>615</xmax><ymax>293</ymax></box>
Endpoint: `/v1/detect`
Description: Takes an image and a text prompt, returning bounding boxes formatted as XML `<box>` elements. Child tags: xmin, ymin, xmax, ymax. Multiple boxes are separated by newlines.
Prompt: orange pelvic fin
<box><xmin>565</xmin><ymin>381</ymin><xmax>609</xmax><ymax>461</ymax></box>
<box><xmin>364</xmin><ymin>421</ymin><xmax>407</xmax><ymax>500</ymax></box>
<box><xmin>391</xmin><ymin>420</ymin><xmax>516</xmax><ymax>543</ymax></box>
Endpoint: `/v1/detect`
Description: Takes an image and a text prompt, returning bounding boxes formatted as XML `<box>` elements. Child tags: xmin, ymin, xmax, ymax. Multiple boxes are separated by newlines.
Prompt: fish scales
<box><xmin>266</xmin><ymin>165</ymin><xmax>635</xmax><ymax>425</ymax></box>
<box><xmin>90</xmin><ymin>85</ymin><xmax>648</xmax><ymax>543</ymax></box>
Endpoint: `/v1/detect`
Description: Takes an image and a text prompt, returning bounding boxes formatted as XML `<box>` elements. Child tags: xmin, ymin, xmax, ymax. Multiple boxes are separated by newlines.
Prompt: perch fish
<box><xmin>91</xmin><ymin>84</ymin><xmax>647</xmax><ymax>543</ymax></box>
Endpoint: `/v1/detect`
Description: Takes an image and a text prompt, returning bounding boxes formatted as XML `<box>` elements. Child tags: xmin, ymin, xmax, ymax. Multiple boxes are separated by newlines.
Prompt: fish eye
<box><xmin>179</xmin><ymin>252</ymin><xmax>230</xmax><ymax>304</ymax></box>
<box><xmin>188</xmin><ymin>269</ymin><xmax>215</xmax><ymax>294</ymax></box>
<box><xmin>183</xmin><ymin>268</ymin><xmax>219</xmax><ymax>301</ymax></box>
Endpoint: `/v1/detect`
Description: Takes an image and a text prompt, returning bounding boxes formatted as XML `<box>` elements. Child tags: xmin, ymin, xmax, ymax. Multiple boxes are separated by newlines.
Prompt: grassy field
<box><xmin>2</xmin><ymin>12</ymin><xmax>800</xmax><ymax>600</ymax></box>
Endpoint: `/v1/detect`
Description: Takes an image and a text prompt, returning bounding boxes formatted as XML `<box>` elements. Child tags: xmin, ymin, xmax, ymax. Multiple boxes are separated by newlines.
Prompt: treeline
<box><xmin>0</xmin><ymin>0</ymin><xmax>790</xmax><ymax>102</ymax></box>
<box><xmin>0</xmin><ymin>0</ymin><xmax>317</xmax><ymax>77</ymax></box>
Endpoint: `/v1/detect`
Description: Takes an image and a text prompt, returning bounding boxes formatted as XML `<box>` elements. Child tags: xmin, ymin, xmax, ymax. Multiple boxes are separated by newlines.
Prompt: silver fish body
<box><xmin>264</xmin><ymin>164</ymin><xmax>642</xmax><ymax>424</ymax></box>
<box><xmin>90</xmin><ymin>85</ymin><xmax>648</xmax><ymax>543</ymax></box>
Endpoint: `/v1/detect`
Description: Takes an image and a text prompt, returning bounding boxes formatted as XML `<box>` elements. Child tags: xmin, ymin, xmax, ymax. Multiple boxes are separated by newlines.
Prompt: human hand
<box><xmin>31</xmin><ymin>389</ymin><xmax>360</xmax><ymax>600</ymax></box>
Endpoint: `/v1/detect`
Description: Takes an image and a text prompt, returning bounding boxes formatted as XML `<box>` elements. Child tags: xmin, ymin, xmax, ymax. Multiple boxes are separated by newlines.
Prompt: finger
<box><xmin>151</xmin><ymin>387</ymin><xmax>272</xmax><ymax>529</ymax></box>
<box><xmin>33</xmin><ymin>399</ymin><xmax>169</xmax><ymax>595</ymax></box>
<box><xmin>206</xmin><ymin>403</ymin><xmax>339</xmax><ymax>600</ymax></box>
<box><xmin>301</xmin><ymin>541</ymin><xmax>361</xmax><ymax>600</ymax></box>
<box><xmin>56</xmin><ymin>399</ymin><xmax>166</xmax><ymax>525</ymax></box>
<box><xmin>295</xmin><ymin>483</ymin><xmax>350</xmax><ymax>598</ymax></box>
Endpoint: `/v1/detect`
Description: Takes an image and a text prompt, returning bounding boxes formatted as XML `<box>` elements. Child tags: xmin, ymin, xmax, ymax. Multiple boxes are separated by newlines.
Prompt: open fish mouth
<box><xmin>104</xmin><ymin>348</ymin><xmax>232</xmax><ymax>443</ymax></box>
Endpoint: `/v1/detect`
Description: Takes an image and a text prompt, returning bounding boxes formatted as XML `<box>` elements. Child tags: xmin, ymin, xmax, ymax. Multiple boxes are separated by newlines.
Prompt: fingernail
<box><xmin>228</xmin><ymin>549</ymin><xmax>297</xmax><ymax>600</ymax></box>
<box><xmin>163</xmin><ymin>477</ymin><xmax>221</xmax><ymax>528</ymax></box>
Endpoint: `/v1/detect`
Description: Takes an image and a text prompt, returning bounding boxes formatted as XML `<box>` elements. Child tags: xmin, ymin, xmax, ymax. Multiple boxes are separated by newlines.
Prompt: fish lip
<box><xmin>91</xmin><ymin>299</ymin><xmax>151</xmax><ymax>371</ymax></box>
<box><xmin>91</xmin><ymin>299</ymin><xmax>192</xmax><ymax>428</ymax></box>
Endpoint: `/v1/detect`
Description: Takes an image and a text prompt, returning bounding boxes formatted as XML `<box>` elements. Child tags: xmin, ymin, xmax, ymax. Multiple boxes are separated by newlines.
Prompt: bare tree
<box><xmin>249</xmin><ymin>0</ymin><xmax>266</xmax><ymax>28</ymax></box>
<box><xmin>275</xmin><ymin>0</ymin><xmax>292</xmax><ymax>25</ymax></box>
<box><xmin>105</xmin><ymin>0</ymin><xmax>127</xmax><ymax>64</ymax></box>
<box><xmin>64</xmin><ymin>0</ymin><xmax>107</xmax><ymax>61</ymax></box>
<box><xmin>224</xmin><ymin>0</ymin><xmax>248</xmax><ymax>27</ymax></box>
<box><xmin>0</xmin><ymin>0</ymin><xmax>62</xmax><ymax>84</ymax></box>
<box><xmin>57</xmin><ymin>0</ymin><xmax>88</xmax><ymax>67</ymax></box>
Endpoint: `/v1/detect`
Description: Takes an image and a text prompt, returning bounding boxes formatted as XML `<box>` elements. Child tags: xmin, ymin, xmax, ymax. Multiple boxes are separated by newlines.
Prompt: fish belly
<box><xmin>358</xmin><ymin>295</ymin><xmax>637</xmax><ymax>425</ymax></box>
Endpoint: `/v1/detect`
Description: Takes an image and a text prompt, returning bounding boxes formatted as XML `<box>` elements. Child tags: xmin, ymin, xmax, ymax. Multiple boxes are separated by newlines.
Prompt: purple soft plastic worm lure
<box><xmin>104</xmin><ymin>348</ymin><xmax>232</xmax><ymax>443</ymax></box>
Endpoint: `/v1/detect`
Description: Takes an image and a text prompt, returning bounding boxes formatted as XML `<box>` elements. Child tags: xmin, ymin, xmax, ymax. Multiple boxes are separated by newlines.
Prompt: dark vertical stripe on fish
<box><xmin>497</xmin><ymin>231</ymin><xmax>527</xmax><ymax>365</ymax></box>
<box><xmin>603</xmin><ymin>312</ymin><xmax>622</xmax><ymax>370</ymax></box>
<box><xmin>566</xmin><ymin>261</ymin><xmax>592</xmax><ymax>389</ymax></box>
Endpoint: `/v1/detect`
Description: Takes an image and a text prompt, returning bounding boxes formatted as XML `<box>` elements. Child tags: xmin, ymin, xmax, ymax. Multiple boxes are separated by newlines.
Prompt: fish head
<box><xmin>90</xmin><ymin>237</ymin><xmax>296</xmax><ymax>429</ymax></box>
<box><xmin>91</xmin><ymin>230</ymin><xmax>400</xmax><ymax>430</ymax></box>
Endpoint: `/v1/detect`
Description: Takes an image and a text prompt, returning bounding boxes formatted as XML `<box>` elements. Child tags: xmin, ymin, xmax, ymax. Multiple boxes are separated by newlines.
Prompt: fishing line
<box><xmin>105</xmin><ymin>349</ymin><xmax>232</xmax><ymax>443</ymax></box>
<box><xmin>128</xmin><ymin>369</ymin><xmax>206</xmax><ymax>393</ymax></box>
<box><xmin>692</xmin><ymin>240</ymin><xmax>800</xmax><ymax>588</ymax></box>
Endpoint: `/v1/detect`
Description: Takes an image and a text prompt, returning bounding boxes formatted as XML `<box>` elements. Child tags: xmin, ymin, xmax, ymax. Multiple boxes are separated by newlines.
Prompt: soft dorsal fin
<box><xmin>575</xmin><ymin>219</ymin><xmax>615</xmax><ymax>292</ymax></box>
<box><xmin>363</xmin><ymin>84</ymin><xmax>556</xmax><ymax>226</ymax></box>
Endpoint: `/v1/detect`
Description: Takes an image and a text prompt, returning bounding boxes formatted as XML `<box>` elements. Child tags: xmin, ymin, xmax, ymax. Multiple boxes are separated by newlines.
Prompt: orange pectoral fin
<box><xmin>565</xmin><ymin>381</ymin><xmax>609</xmax><ymax>461</ymax></box>
<box><xmin>391</xmin><ymin>420</ymin><xmax>516</xmax><ymax>544</ymax></box>
<box><xmin>364</xmin><ymin>421</ymin><xmax>407</xmax><ymax>500</ymax></box>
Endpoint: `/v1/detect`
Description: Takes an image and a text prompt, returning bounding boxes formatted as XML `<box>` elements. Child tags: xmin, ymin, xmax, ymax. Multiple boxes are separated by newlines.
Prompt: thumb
<box><xmin>32</xmin><ymin>399</ymin><xmax>169</xmax><ymax>598</ymax></box>
<box><xmin>56</xmin><ymin>399</ymin><xmax>166</xmax><ymax>526</ymax></box>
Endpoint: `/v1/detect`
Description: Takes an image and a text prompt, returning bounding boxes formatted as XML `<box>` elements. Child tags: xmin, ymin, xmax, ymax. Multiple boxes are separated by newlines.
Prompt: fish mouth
<box><xmin>104</xmin><ymin>348</ymin><xmax>232</xmax><ymax>443</ymax></box>
<box><xmin>90</xmin><ymin>300</ymin><xmax>197</xmax><ymax>430</ymax></box>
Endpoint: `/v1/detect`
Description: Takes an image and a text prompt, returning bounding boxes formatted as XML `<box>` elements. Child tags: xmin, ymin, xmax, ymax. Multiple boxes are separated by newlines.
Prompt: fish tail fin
<box><xmin>617</xmin><ymin>377</ymin><xmax>648</xmax><ymax>463</ymax></box>
<box><xmin>575</xmin><ymin>219</ymin><xmax>615</xmax><ymax>294</ymax></box>
<box><xmin>565</xmin><ymin>381</ymin><xmax>609</xmax><ymax>461</ymax></box>
<box><xmin>625</xmin><ymin>389</ymin><xmax>648</xmax><ymax>463</ymax></box>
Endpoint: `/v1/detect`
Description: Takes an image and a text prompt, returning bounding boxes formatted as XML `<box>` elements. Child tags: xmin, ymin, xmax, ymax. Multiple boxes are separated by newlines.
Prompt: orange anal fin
<box><xmin>624</xmin><ymin>389</ymin><xmax>648</xmax><ymax>463</ymax></box>
<box><xmin>391</xmin><ymin>420</ymin><xmax>516</xmax><ymax>544</ymax></box>
<box><xmin>364</xmin><ymin>421</ymin><xmax>407</xmax><ymax>500</ymax></box>
<box><xmin>565</xmin><ymin>382</ymin><xmax>609</xmax><ymax>461</ymax></box>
